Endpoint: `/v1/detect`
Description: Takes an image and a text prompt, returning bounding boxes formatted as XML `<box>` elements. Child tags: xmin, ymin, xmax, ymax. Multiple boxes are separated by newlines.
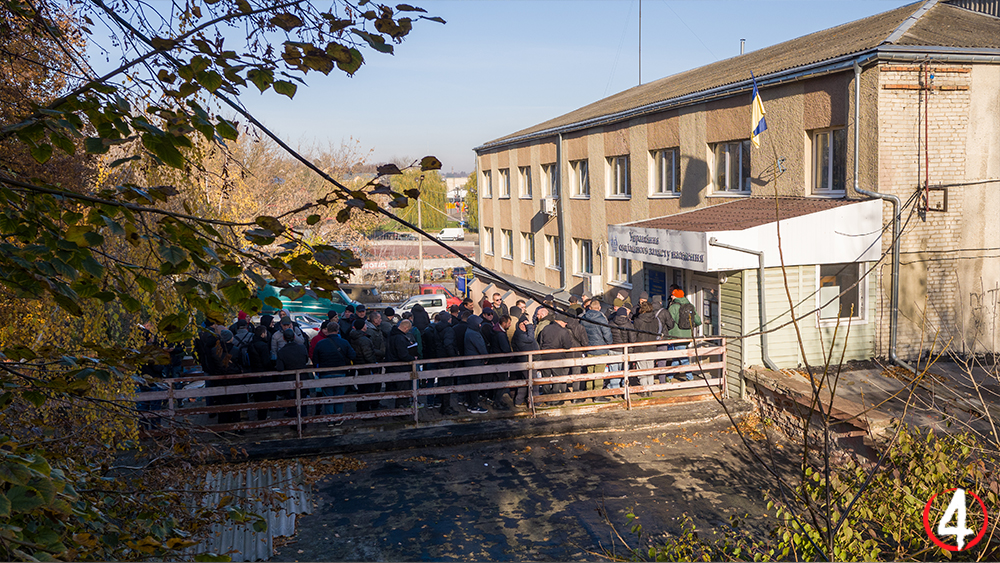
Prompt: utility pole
<box><xmin>417</xmin><ymin>191</ymin><xmax>424</xmax><ymax>284</ymax></box>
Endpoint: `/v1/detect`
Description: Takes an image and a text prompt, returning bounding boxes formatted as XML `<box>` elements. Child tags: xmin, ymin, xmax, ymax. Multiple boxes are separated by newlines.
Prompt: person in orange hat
<box><xmin>665</xmin><ymin>287</ymin><xmax>702</xmax><ymax>381</ymax></box>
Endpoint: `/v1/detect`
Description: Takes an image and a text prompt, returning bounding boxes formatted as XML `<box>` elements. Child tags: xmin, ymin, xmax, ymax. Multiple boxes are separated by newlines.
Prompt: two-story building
<box><xmin>474</xmin><ymin>0</ymin><xmax>1000</xmax><ymax>392</ymax></box>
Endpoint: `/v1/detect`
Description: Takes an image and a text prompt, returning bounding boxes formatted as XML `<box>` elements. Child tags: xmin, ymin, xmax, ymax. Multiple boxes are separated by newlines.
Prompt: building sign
<box><xmin>608</xmin><ymin>225</ymin><xmax>709</xmax><ymax>272</ymax></box>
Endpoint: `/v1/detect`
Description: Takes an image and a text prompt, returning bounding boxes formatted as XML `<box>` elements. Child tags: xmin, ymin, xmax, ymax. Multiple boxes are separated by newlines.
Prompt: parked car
<box><xmin>409</xmin><ymin>269</ymin><xmax>420</xmax><ymax>283</ymax></box>
<box><xmin>436</xmin><ymin>227</ymin><xmax>465</xmax><ymax>241</ymax></box>
<box><xmin>397</xmin><ymin>232</ymin><xmax>417</xmax><ymax>241</ymax></box>
<box><xmin>430</xmin><ymin>267</ymin><xmax>447</xmax><ymax>281</ymax></box>
<box><xmin>288</xmin><ymin>312</ymin><xmax>323</xmax><ymax>340</ymax></box>
<box><xmin>385</xmin><ymin>269</ymin><xmax>400</xmax><ymax>283</ymax></box>
<box><xmin>451</xmin><ymin>266</ymin><xmax>467</xmax><ymax>279</ymax></box>
<box><xmin>339</xmin><ymin>284</ymin><xmax>382</xmax><ymax>304</ymax></box>
<box><xmin>419</xmin><ymin>284</ymin><xmax>462</xmax><ymax>308</ymax></box>
<box><xmin>255</xmin><ymin>283</ymin><xmax>360</xmax><ymax>317</ymax></box>
<box><xmin>396</xmin><ymin>293</ymin><xmax>449</xmax><ymax>317</ymax></box>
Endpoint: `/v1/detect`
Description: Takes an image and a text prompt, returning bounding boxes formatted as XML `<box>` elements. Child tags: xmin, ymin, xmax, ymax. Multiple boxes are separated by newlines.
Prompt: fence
<box><xmin>134</xmin><ymin>336</ymin><xmax>727</xmax><ymax>437</ymax></box>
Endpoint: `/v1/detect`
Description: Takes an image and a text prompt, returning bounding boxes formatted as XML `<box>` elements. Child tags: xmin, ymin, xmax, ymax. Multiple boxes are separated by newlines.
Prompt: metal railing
<box><xmin>134</xmin><ymin>336</ymin><xmax>727</xmax><ymax>437</ymax></box>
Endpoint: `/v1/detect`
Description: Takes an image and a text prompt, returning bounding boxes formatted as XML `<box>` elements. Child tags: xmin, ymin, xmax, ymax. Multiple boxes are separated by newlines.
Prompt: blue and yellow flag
<box><xmin>750</xmin><ymin>72</ymin><xmax>767</xmax><ymax>148</ymax></box>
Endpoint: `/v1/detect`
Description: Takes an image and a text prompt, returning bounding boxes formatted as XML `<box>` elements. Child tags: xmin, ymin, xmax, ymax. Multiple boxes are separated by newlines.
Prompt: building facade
<box><xmin>474</xmin><ymin>0</ymin><xmax>1000</xmax><ymax>381</ymax></box>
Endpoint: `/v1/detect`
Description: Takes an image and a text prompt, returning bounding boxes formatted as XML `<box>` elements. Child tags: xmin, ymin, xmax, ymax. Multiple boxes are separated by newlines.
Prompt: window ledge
<box><xmin>572</xmin><ymin>272</ymin><xmax>595</xmax><ymax>279</ymax></box>
<box><xmin>608</xmin><ymin>280</ymin><xmax>633</xmax><ymax>290</ymax></box>
<box><xmin>522</xmin><ymin>260</ymin><xmax>535</xmax><ymax>266</ymax></box>
<box><xmin>809</xmin><ymin>191</ymin><xmax>847</xmax><ymax>198</ymax></box>
<box><xmin>546</xmin><ymin>266</ymin><xmax>563</xmax><ymax>272</ymax></box>
<box><xmin>606</xmin><ymin>195</ymin><xmax>632</xmax><ymax>201</ymax></box>
<box><xmin>518</xmin><ymin>196</ymin><xmax>533</xmax><ymax>200</ymax></box>
<box><xmin>817</xmin><ymin>317</ymin><xmax>868</xmax><ymax>328</ymax></box>
<box><xmin>649</xmin><ymin>192</ymin><xmax>681</xmax><ymax>199</ymax></box>
<box><xmin>707</xmin><ymin>192</ymin><xmax>751</xmax><ymax>198</ymax></box>
<box><xmin>570</xmin><ymin>195</ymin><xmax>591</xmax><ymax>200</ymax></box>
<box><xmin>484</xmin><ymin>251</ymin><xmax>495</xmax><ymax>256</ymax></box>
<box><xmin>501</xmin><ymin>255</ymin><xmax>513</xmax><ymax>261</ymax></box>
<box><xmin>498</xmin><ymin>195</ymin><xmax>511</xmax><ymax>200</ymax></box>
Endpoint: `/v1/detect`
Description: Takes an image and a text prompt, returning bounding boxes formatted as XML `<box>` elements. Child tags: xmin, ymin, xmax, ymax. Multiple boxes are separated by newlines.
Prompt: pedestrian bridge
<box><xmin>134</xmin><ymin>337</ymin><xmax>728</xmax><ymax>437</ymax></box>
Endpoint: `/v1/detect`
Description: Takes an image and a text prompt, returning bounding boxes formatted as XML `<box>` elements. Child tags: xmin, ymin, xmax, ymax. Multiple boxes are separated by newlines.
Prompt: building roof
<box><xmin>479</xmin><ymin>0</ymin><xmax>1000</xmax><ymax>150</ymax></box>
<box><xmin>626</xmin><ymin>197</ymin><xmax>868</xmax><ymax>232</ymax></box>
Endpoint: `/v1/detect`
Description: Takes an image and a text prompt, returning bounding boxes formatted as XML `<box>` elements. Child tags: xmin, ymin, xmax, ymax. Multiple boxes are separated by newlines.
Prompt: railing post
<box><xmin>295</xmin><ymin>370</ymin><xmax>302</xmax><ymax>439</ymax></box>
<box><xmin>412</xmin><ymin>361</ymin><xmax>419</xmax><ymax>424</ymax></box>
<box><xmin>623</xmin><ymin>344</ymin><xmax>632</xmax><ymax>410</ymax></box>
<box><xmin>721</xmin><ymin>337</ymin><xmax>729</xmax><ymax>398</ymax></box>
<box><xmin>167</xmin><ymin>380</ymin><xmax>175</xmax><ymax>420</ymax></box>
<box><xmin>527</xmin><ymin>351</ymin><xmax>535</xmax><ymax>417</ymax></box>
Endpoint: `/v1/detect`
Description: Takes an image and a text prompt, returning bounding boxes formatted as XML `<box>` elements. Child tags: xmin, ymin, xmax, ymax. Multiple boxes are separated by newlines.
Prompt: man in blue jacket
<box><xmin>312</xmin><ymin>321</ymin><xmax>356</xmax><ymax>415</ymax></box>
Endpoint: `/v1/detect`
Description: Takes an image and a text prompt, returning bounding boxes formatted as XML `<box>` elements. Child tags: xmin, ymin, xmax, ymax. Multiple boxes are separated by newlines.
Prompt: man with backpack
<box><xmin>664</xmin><ymin>288</ymin><xmax>702</xmax><ymax>381</ymax></box>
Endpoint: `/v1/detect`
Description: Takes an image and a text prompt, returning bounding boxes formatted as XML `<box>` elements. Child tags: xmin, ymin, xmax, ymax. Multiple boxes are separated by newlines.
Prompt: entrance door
<box><xmin>691</xmin><ymin>275</ymin><xmax>720</xmax><ymax>336</ymax></box>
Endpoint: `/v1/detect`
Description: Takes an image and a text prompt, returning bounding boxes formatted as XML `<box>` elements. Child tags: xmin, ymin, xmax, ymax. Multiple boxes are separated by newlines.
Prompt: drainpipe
<box><xmin>708</xmin><ymin>238</ymin><xmax>780</xmax><ymax>371</ymax></box>
<box><xmin>851</xmin><ymin>57</ymin><xmax>917</xmax><ymax>373</ymax></box>
<box><xmin>556</xmin><ymin>132</ymin><xmax>568</xmax><ymax>293</ymax></box>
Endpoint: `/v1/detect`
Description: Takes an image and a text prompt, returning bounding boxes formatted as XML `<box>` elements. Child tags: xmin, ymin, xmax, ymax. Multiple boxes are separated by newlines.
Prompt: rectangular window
<box><xmin>483</xmin><ymin>227</ymin><xmax>494</xmax><ymax>255</ymax></box>
<box><xmin>812</xmin><ymin>129</ymin><xmax>847</xmax><ymax>194</ymax></box>
<box><xmin>607</xmin><ymin>156</ymin><xmax>630</xmax><ymax>197</ymax></box>
<box><xmin>571</xmin><ymin>159</ymin><xmax>589</xmax><ymax>198</ymax></box>
<box><xmin>546</xmin><ymin>235</ymin><xmax>562</xmax><ymax>270</ymax></box>
<box><xmin>712</xmin><ymin>140</ymin><xmax>751</xmax><ymax>193</ymax></box>
<box><xmin>518</xmin><ymin>166</ymin><xmax>532</xmax><ymax>198</ymax></box>
<box><xmin>541</xmin><ymin>163</ymin><xmax>558</xmax><ymax>198</ymax></box>
<box><xmin>500</xmin><ymin>229</ymin><xmax>513</xmax><ymax>259</ymax></box>
<box><xmin>651</xmin><ymin>148</ymin><xmax>680</xmax><ymax>195</ymax></box>
<box><xmin>575</xmin><ymin>238</ymin><xmax>593</xmax><ymax>275</ymax></box>
<box><xmin>612</xmin><ymin>257</ymin><xmax>631</xmax><ymax>284</ymax></box>
<box><xmin>499</xmin><ymin>168</ymin><xmax>510</xmax><ymax>198</ymax></box>
<box><xmin>482</xmin><ymin>170</ymin><xmax>492</xmax><ymax>198</ymax></box>
<box><xmin>521</xmin><ymin>232</ymin><xmax>535</xmax><ymax>264</ymax></box>
<box><xmin>818</xmin><ymin>263</ymin><xmax>864</xmax><ymax>321</ymax></box>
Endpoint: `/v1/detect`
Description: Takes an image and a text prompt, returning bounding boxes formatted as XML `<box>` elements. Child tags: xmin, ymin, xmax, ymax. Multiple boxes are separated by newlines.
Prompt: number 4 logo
<box><xmin>923</xmin><ymin>488</ymin><xmax>989</xmax><ymax>552</ymax></box>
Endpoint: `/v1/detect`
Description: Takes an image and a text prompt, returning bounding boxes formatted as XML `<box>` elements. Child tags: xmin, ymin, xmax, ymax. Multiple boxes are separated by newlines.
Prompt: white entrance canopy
<box><xmin>608</xmin><ymin>198</ymin><xmax>883</xmax><ymax>272</ymax></box>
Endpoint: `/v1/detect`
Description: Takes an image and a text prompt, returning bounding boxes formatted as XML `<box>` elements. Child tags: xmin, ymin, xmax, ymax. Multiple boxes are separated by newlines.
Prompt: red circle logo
<box><xmin>922</xmin><ymin>488</ymin><xmax>989</xmax><ymax>552</ymax></box>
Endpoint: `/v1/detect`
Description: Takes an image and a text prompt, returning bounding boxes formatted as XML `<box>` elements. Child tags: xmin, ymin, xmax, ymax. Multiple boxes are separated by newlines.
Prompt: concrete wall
<box><xmin>876</xmin><ymin>63</ymin><xmax>1000</xmax><ymax>358</ymax></box>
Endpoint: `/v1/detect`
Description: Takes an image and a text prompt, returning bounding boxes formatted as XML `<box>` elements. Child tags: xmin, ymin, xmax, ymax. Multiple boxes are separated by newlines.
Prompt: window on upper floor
<box><xmin>545</xmin><ymin>234</ymin><xmax>562</xmax><ymax>270</ymax></box>
<box><xmin>482</xmin><ymin>170</ymin><xmax>492</xmax><ymax>198</ymax></box>
<box><xmin>500</xmin><ymin>229</ymin><xmax>513</xmax><ymax>259</ymax></box>
<box><xmin>483</xmin><ymin>227</ymin><xmax>494</xmax><ymax>255</ymax></box>
<box><xmin>541</xmin><ymin>163</ymin><xmax>558</xmax><ymax>198</ymax></box>
<box><xmin>498</xmin><ymin>168</ymin><xmax>510</xmax><ymax>198</ymax></box>
<box><xmin>811</xmin><ymin>128</ymin><xmax>847</xmax><ymax>195</ymax></box>
<box><xmin>521</xmin><ymin>232</ymin><xmax>535</xmax><ymax>264</ymax></box>
<box><xmin>712</xmin><ymin>140</ymin><xmax>751</xmax><ymax>193</ymax></box>
<box><xmin>574</xmin><ymin>238</ymin><xmax>593</xmax><ymax>275</ymax></box>
<box><xmin>570</xmin><ymin>159</ymin><xmax>589</xmax><ymax>198</ymax></box>
<box><xmin>518</xmin><ymin>166</ymin><xmax>532</xmax><ymax>198</ymax></box>
<box><xmin>651</xmin><ymin>147</ymin><xmax>680</xmax><ymax>196</ymax></box>
<box><xmin>818</xmin><ymin>263</ymin><xmax>864</xmax><ymax>323</ymax></box>
<box><xmin>607</xmin><ymin>155</ymin><xmax>630</xmax><ymax>198</ymax></box>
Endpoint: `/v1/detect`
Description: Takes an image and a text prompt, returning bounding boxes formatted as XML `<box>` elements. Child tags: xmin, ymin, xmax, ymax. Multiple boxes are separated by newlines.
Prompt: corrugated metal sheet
<box><xmin>187</xmin><ymin>463</ymin><xmax>312</xmax><ymax>562</ymax></box>
<box><xmin>944</xmin><ymin>0</ymin><xmax>1000</xmax><ymax>18</ymax></box>
<box><xmin>719</xmin><ymin>270</ymin><xmax>743</xmax><ymax>398</ymax></box>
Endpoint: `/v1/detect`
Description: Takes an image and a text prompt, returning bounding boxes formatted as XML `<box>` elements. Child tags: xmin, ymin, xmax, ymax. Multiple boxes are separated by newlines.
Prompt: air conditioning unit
<box><xmin>583</xmin><ymin>274</ymin><xmax>602</xmax><ymax>296</ymax></box>
<box><xmin>541</xmin><ymin>197</ymin><xmax>557</xmax><ymax>216</ymax></box>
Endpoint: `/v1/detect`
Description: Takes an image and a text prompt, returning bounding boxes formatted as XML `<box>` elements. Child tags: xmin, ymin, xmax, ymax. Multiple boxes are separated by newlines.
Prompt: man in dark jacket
<box><xmin>479</xmin><ymin>308</ymin><xmax>497</xmax><ymax>354</ymax></box>
<box><xmin>248</xmin><ymin>324</ymin><xmax>275</xmax><ymax>420</ymax></box>
<box><xmin>633</xmin><ymin>301</ymin><xmax>660</xmax><ymax>394</ymax></box>
<box><xmin>339</xmin><ymin>305</ymin><xmax>355</xmax><ymax>338</ymax></box>
<box><xmin>462</xmin><ymin>315</ymin><xmax>489</xmax><ymax>413</ymax></box>
<box><xmin>429</xmin><ymin>312</ymin><xmax>459</xmax><ymax>415</ymax></box>
<box><xmin>350</xmin><ymin>317</ymin><xmax>380</xmax><ymax>412</ymax></box>
<box><xmin>452</xmin><ymin>309</ymin><xmax>471</xmax><ymax>356</ymax></box>
<box><xmin>275</xmin><ymin>328</ymin><xmax>310</xmax><ymax>418</ymax></box>
<box><xmin>386</xmin><ymin>319</ymin><xmax>416</xmax><ymax>408</ymax></box>
<box><xmin>490</xmin><ymin>292</ymin><xmax>509</xmax><ymax>318</ymax></box>
<box><xmin>537</xmin><ymin>314</ymin><xmax>574</xmax><ymax>404</ymax></box>
<box><xmin>608</xmin><ymin>303</ymin><xmax>635</xmax><ymax>391</ymax></box>
<box><xmin>490</xmin><ymin>314</ymin><xmax>514</xmax><ymax>409</ymax></box>
<box><xmin>564</xmin><ymin>307</ymin><xmax>590</xmax><ymax>402</ymax></box>
<box><xmin>582</xmin><ymin>299</ymin><xmax>613</xmax><ymax>401</ymax></box>
<box><xmin>510</xmin><ymin>314</ymin><xmax>538</xmax><ymax>408</ymax></box>
<box><xmin>652</xmin><ymin>294</ymin><xmax>672</xmax><ymax>383</ymax></box>
<box><xmin>312</xmin><ymin>322</ymin><xmax>356</xmax><ymax>415</ymax></box>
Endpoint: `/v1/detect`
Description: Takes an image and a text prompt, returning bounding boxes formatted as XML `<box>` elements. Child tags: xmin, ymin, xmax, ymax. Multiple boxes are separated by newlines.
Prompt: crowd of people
<box><xmin>186</xmin><ymin>286</ymin><xmax>702</xmax><ymax>423</ymax></box>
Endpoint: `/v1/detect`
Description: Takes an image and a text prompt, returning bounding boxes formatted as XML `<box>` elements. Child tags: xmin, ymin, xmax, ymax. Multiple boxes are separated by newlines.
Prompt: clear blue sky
<box><xmin>153</xmin><ymin>1</ymin><xmax>921</xmax><ymax>175</ymax></box>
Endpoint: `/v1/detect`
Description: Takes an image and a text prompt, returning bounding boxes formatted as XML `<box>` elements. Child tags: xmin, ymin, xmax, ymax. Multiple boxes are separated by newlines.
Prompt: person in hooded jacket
<box><xmin>452</xmin><ymin>309</ymin><xmax>471</xmax><ymax>356</ymax></box>
<box><xmin>432</xmin><ymin>312</ymin><xmax>460</xmax><ymax>415</ymax></box>
<box><xmin>581</xmin><ymin>298</ymin><xmax>613</xmax><ymax>401</ymax></box>
<box><xmin>462</xmin><ymin>315</ymin><xmax>489</xmax><ymax>413</ymax></box>
<box><xmin>385</xmin><ymin>318</ymin><xmax>416</xmax><ymax>408</ymax></box>
<box><xmin>608</xmin><ymin>303</ymin><xmax>635</xmax><ymax>391</ymax></box>
<box><xmin>489</xmin><ymin>314</ymin><xmax>514</xmax><ymax>409</ymax></box>
<box><xmin>247</xmin><ymin>324</ymin><xmax>275</xmax><ymax>420</ymax></box>
<box><xmin>339</xmin><ymin>305</ymin><xmax>355</xmax><ymax>338</ymax></box>
<box><xmin>632</xmin><ymin>301</ymin><xmax>660</xmax><ymax>394</ymax></box>
<box><xmin>510</xmin><ymin>314</ymin><xmax>538</xmax><ymax>408</ymax></box>
<box><xmin>564</xmin><ymin>306</ymin><xmax>590</xmax><ymax>402</ymax></box>
<box><xmin>350</xmin><ymin>317</ymin><xmax>381</xmax><ymax>412</ymax></box>
<box><xmin>411</xmin><ymin>303</ymin><xmax>431</xmax><ymax>332</ymax></box>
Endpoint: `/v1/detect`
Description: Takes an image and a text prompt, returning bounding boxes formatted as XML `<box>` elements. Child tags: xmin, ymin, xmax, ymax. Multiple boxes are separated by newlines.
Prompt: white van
<box><xmin>396</xmin><ymin>293</ymin><xmax>449</xmax><ymax>317</ymax></box>
<box><xmin>437</xmin><ymin>227</ymin><xmax>465</xmax><ymax>241</ymax></box>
